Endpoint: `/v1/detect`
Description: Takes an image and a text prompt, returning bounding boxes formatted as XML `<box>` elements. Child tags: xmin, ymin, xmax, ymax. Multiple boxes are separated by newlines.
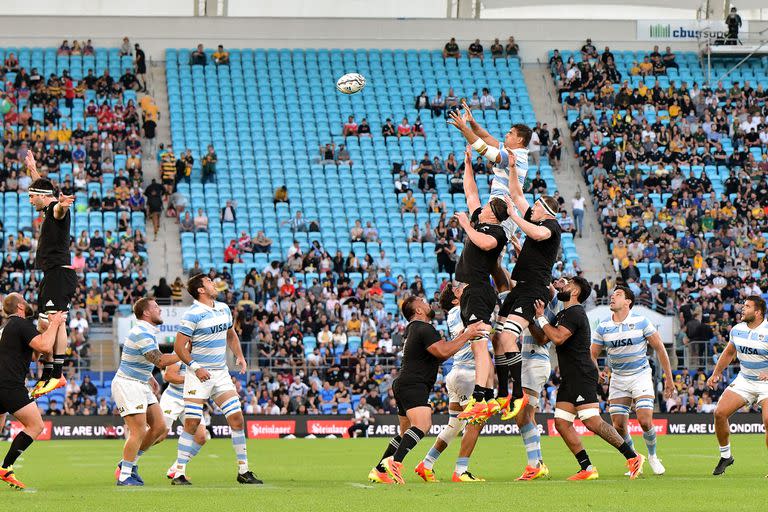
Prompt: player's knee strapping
<box><xmin>609</xmin><ymin>404</ymin><xmax>631</xmax><ymax>416</ymax></box>
<box><xmin>635</xmin><ymin>398</ymin><xmax>654</xmax><ymax>411</ymax></box>
<box><xmin>577</xmin><ymin>408</ymin><xmax>600</xmax><ymax>420</ymax></box>
<box><xmin>220</xmin><ymin>396</ymin><xmax>242</xmax><ymax>418</ymax></box>
<box><xmin>554</xmin><ymin>408</ymin><xmax>576</xmax><ymax>423</ymax></box>
<box><xmin>437</xmin><ymin>409</ymin><xmax>463</xmax><ymax>445</ymax></box>
<box><xmin>184</xmin><ymin>402</ymin><xmax>203</xmax><ymax>420</ymax></box>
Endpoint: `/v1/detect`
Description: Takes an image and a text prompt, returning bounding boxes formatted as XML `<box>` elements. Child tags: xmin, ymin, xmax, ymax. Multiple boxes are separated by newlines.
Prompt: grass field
<box><xmin>1</xmin><ymin>434</ymin><xmax>766</xmax><ymax>511</ymax></box>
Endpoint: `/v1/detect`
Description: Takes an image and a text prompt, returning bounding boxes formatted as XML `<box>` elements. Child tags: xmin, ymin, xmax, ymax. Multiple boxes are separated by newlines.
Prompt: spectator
<box><xmin>490</xmin><ymin>38</ymin><xmax>504</xmax><ymax>59</ymax></box>
<box><xmin>282</xmin><ymin>210</ymin><xmax>308</xmax><ymax>233</ymax></box>
<box><xmin>134</xmin><ymin>43</ymin><xmax>147</xmax><ymax>92</ymax></box>
<box><xmin>498</xmin><ymin>90</ymin><xmax>511</xmax><ymax>110</ymax></box>
<box><xmin>557</xmin><ymin>211</ymin><xmax>576</xmax><ymax>235</ymax></box>
<box><xmin>319</xmin><ymin>143</ymin><xmax>335</xmax><ymax>163</ymax></box>
<box><xmin>479</xmin><ymin>88</ymin><xmax>496</xmax><ymax>111</ymax></box>
<box><xmin>190</xmin><ymin>44</ymin><xmax>207</xmax><ymax>65</ymax></box>
<box><xmin>335</xmin><ymin>144</ymin><xmax>353</xmax><ymax>167</ymax></box>
<box><xmin>357</xmin><ymin>118</ymin><xmax>371</xmax><ymax>137</ymax></box>
<box><xmin>468</xmin><ymin>39</ymin><xmax>484</xmax><ymax>59</ymax></box>
<box><xmin>725</xmin><ymin>7</ymin><xmax>742</xmax><ymax>45</ymax></box>
<box><xmin>273</xmin><ymin>185</ymin><xmax>289</xmax><ymax>206</ymax></box>
<box><xmin>224</xmin><ymin>240</ymin><xmax>241</xmax><ymax>264</ymax></box>
<box><xmin>201</xmin><ymin>144</ymin><xmax>217</xmax><ymax>184</ymax></box>
<box><xmin>213</xmin><ymin>45</ymin><xmax>230</xmax><ymax>65</ymax></box>
<box><xmin>342</xmin><ymin>115</ymin><xmax>358</xmax><ymax>136</ymax></box>
<box><xmin>400</xmin><ymin>190</ymin><xmax>418</xmax><ymax>214</ymax></box>
<box><xmin>363</xmin><ymin>221</ymin><xmax>379</xmax><ymax>243</ymax></box>
<box><xmin>120</xmin><ymin>37</ymin><xmax>132</xmax><ymax>57</ymax></box>
<box><xmin>221</xmin><ymin>200</ymin><xmax>237</xmax><ymax>223</ymax></box>
<box><xmin>381</xmin><ymin>118</ymin><xmax>396</xmax><ymax>138</ymax></box>
<box><xmin>144</xmin><ymin>178</ymin><xmax>164</xmax><ymax>240</ymax></box>
<box><xmin>418</xmin><ymin>171</ymin><xmax>436</xmax><ymax>194</ymax></box>
<box><xmin>194</xmin><ymin>208</ymin><xmax>209</xmax><ymax>232</ymax></box>
<box><xmin>581</xmin><ymin>38</ymin><xmax>597</xmax><ymax>59</ymax></box>
<box><xmin>571</xmin><ymin>191</ymin><xmax>586</xmax><ymax>238</ymax></box>
<box><xmin>180</xmin><ymin>211</ymin><xmax>194</xmax><ymax>232</ymax></box>
<box><xmin>397</xmin><ymin>117</ymin><xmax>413</xmax><ymax>139</ymax></box>
<box><xmin>350</xmin><ymin>220</ymin><xmax>364</xmax><ymax>242</ymax></box>
<box><xmin>662</xmin><ymin>46</ymin><xmax>678</xmax><ymax>69</ymax></box>
<box><xmin>430</xmin><ymin>91</ymin><xmax>445</xmax><ymax>118</ymax></box>
<box><xmin>414</xmin><ymin>91</ymin><xmax>429</xmax><ymax>110</ymax></box>
<box><xmin>253</xmin><ymin>231</ymin><xmax>273</xmax><ymax>253</ymax></box>
<box><xmin>505</xmin><ymin>36</ymin><xmax>520</xmax><ymax>57</ymax></box>
<box><xmin>443</xmin><ymin>37</ymin><xmax>460</xmax><ymax>59</ymax></box>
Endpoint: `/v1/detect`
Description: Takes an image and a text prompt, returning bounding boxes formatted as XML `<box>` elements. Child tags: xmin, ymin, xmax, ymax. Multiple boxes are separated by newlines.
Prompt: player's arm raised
<box><xmin>463</xmin><ymin>100</ymin><xmax>500</xmax><ymax>148</ymax></box>
<box><xmin>505</xmin><ymin>196</ymin><xmax>552</xmax><ymax>242</ymax></box>
<box><xmin>461</xmin><ymin>145</ymin><xmax>481</xmax><ymax>213</ymax></box>
<box><xmin>24</xmin><ymin>151</ymin><xmax>42</xmax><ymax>181</ymax></box>
<box><xmin>447</xmin><ymin>104</ymin><xmax>502</xmax><ymax>164</ymax></box>
<box><xmin>427</xmin><ymin>322</ymin><xmax>491</xmax><ymax>360</ymax></box>
<box><xmin>707</xmin><ymin>341</ymin><xmax>737</xmax><ymax>389</ymax></box>
<box><xmin>455</xmin><ymin>211</ymin><xmax>498</xmax><ymax>251</ymax></box>
<box><xmin>54</xmin><ymin>192</ymin><xmax>75</xmax><ymax>219</ymax></box>
<box><xmin>647</xmin><ymin>332</ymin><xmax>674</xmax><ymax>398</ymax></box>
<box><xmin>227</xmin><ymin>327</ymin><xmax>247</xmax><ymax>374</ymax></box>
<box><xmin>533</xmin><ymin>299</ymin><xmax>571</xmax><ymax>345</ymax></box>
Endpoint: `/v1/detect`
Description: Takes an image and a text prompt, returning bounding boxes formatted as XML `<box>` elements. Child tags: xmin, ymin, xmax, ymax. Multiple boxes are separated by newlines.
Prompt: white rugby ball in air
<box><xmin>336</xmin><ymin>73</ymin><xmax>366</xmax><ymax>94</ymax></box>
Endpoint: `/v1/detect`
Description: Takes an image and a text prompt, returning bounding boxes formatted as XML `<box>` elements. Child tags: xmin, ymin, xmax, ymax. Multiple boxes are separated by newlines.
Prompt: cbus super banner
<box><xmin>637</xmin><ymin>19</ymin><xmax>749</xmax><ymax>42</ymax></box>
<box><xmin>8</xmin><ymin>413</ymin><xmax>765</xmax><ymax>440</ymax></box>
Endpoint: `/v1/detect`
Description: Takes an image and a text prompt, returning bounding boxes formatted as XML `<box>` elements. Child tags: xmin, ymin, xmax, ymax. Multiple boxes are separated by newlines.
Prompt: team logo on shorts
<box><xmin>188</xmin><ymin>390</ymin><xmax>197</xmax><ymax>395</ymax></box>
<box><xmin>136</xmin><ymin>404</ymin><xmax>144</xmax><ymax>410</ymax></box>
<box><xmin>576</xmin><ymin>395</ymin><xmax>585</xmax><ymax>402</ymax></box>
<box><xmin>164</xmin><ymin>409</ymin><xmax>172</xmax><ymax>415</ymax></box>
<box><xmin>118</xmin><ymin>407</ymin><xmax>125</xmax><ymax>413</ymax></box>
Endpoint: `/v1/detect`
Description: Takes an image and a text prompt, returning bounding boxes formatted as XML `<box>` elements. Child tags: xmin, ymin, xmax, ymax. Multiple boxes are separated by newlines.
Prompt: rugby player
<box><xmin>532</xmin><ymin>278</ymin><xmax>644</xmax><ymax>480</ymax></box>
<box><xmin>707</xmin><ymin>296</ymin><xmax>768</xmax><ymax>476</ymax></box>
<box><xmin>112</xmin><ymin>298</ymin><xmax>179</xmax><ymax>486</ymax></box>
<box><xmin>368</xmin><ymin>296</ymin><xmax>489</xmax><ymax>484</ymax></box>
<box><xmin>591</xmin><ymin>286</ymin><xmax>674</xmax><ymax>475</ymax></box>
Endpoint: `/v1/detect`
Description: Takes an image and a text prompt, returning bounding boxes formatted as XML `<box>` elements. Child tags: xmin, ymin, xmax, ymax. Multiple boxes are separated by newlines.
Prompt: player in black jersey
<box><xmin>368</xmin><ymin>295</ymin><xmax>489</xmax><ymax>485</ymax></box>
<box><xmin>477</xmin><ymin>165</ymin><xmax>562</xmax><ymax>423</ymax></box>
<box><xmin>0</xmin><ymin>293</ymin><xmax>65</xmax><ymax>489</ymax></box>
<box><xmin>24</xmin><ymin>152</ymin><xmax>77</xmax><ymax>398</ymax></box>
<box><xmin>449</xmin><ymin>147</ymin><xmax>517</xmax><ymax>423</ymax></box>
<box><xmin>528</xmin><ymin>277</ymin><xmax>645</xmax><ymax>481</ymax></box>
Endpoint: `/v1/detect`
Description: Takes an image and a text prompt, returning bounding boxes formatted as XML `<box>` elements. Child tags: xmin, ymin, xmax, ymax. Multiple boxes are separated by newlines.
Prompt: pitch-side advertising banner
<box><xmin>11</xmin><ymin>414</ymin><xmax>764</xmax><ymax>440</ymax></box>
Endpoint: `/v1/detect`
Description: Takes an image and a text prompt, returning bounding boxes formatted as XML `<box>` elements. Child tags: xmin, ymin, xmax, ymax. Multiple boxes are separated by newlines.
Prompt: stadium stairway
<box><xmin>522</xmin><ymin>63</ymin><xmax>613</xmax><ymax>283</ymax></box>
<box><xmin>144</xmin><ymin>63</ymin><xmax>184</xmax><ymax>287</ymax></box>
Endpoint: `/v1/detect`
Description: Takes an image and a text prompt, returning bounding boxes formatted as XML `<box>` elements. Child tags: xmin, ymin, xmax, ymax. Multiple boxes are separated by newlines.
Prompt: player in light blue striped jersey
<box><xmin>590</xmin><ymin>286</ymin><xmax>674</xmax><ymax>476</ymax></box>
<box><xmin>171</xmin><ymin>274</ymin><xmax>261</xmax><ymax>485</ymax></box>
<box><xmin>415</xmin><ymin>283</ymin><xmax>492</xmax><ymax>483</ymax></box>
<box><xmin>112</xmin><ymin>298</ymin><xmax>180</xmax><ymax>486</ymax></box>
<box><xmin>707</xmin><ymin>296</ymin><xmax>768</xmax><ymax>476</ymax></box>
<box><xmin>157</xmin><ymin>362</ymin><xmax>209</xmax><ymax>480</ymax></box>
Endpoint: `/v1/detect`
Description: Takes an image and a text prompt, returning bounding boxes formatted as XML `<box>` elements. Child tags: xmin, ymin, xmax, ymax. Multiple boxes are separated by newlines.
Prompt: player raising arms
<box><xmin>158</xmin><ymin>362</ymin><xmax>209</xmax><ymax>480</ymax></box>
<box><xmin>415</xmin><ymin>283</ymin><xmax>492</xmax><ymax>483</ymax></box>
<box><xmin>172</xmin><ymin>274</ymin><xmax>261</xmax><ymax>485</ymax></box>
<box><xmin>591</xmin><ymin>286</ymin><xmax>674</xmax><ymax>476</ymax></box>
<box><xmin>447</xmin><ymin>145</ymin><xmax>513</xmax><ymax>422</ymax></box>
<box><xmin>448</xmin><ymin>108</ymin><xmax>532</xmax><ymax>417</ymax></box>
<box><xmin>531</xmin><ymin>277</ymin><xmax>645</xmax><ymax>480</ymax></box>
<box><xmin>707</xmin><ymin>295</ymin><xmax>768</xmax><ymax>476</ymax></box>
<box><xmin>24</xmin><ymin>152</ymin><xmax>77</xmax><ymax>398</ymax></box>
<box><xmin>368</xmin><ymin>296</ymin><xmax>489</xmax><ymax>485</ymax></box>
<box><xmin>0</xmin><ymin>294</ymin><xmax>64</xmax><ymax>490</ymax></box>
<box><xmin>112</xmin><ymin>298</ymin><xmax>179</xmax><ymax>486</ymax></box>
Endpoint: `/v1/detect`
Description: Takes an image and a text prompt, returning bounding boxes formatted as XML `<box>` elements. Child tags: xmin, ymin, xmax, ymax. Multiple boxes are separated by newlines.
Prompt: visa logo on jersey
<box><xmin>737</xmin><ymin>346</ymin><xmax>761</xmax><ymax>355</ymax></box>
<box><xmin>609</xmin><ymin>339</ymin><xmax>633</xmax><ymax>348</ymax></box>
<box><xmin>209</xmin><ymin>323</ymin><xmax>229</xmax><ymax>334</ymax></box>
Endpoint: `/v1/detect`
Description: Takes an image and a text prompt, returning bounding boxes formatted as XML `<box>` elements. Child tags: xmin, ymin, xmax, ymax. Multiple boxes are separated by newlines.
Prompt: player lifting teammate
<box><xmin>112</xmin><ymin>298</ymin><xmax>179</xmax><ymax>486</ymax></box>
<box><xmin>448</xmin><ymin>105</ymin><xmax>533</xmax><ymax>418</ymax></box>
<box><xmin>368</xmin><ymin>296</ymin><xmax>489</xmax><ymax>484</ymax></box>
<box><xmin>531</xmin><ymin>277</ymin><xmax>645</xmax><ymax>480</ymax></box>
<box><xmin>707</xmin><ymin>296</ymin><xmax>768</xmax><ymax>476</ymax></box>
<box><xmin>591</xmin><ymin>286</ymin><xmax>674</xmax><ymax>475</ymax></box>
<box><xmin>24</xmin><ymin>152</ymin><xmax>78</xmax><ymax>398</ymax></box>
<box><xmin>0</xmin><ymin>294</ymin><xmax>64</xmax><ymax>489</ymax></box>
<box><xmin>415</xmin><ymin>283</ymin><xmax>493</xmax><ymax>483</ymax></box>
<box><xmin>448</xmin><ymin>144</ymin><xmax>516</xmax><ymax>422</ymax></box>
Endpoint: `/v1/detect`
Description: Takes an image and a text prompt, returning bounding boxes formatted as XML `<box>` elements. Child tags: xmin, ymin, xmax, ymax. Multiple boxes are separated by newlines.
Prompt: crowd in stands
<box><xmin>551</xmin><ymin>44</ymin><xmax>768</xmax><ymax>388</ymax></box>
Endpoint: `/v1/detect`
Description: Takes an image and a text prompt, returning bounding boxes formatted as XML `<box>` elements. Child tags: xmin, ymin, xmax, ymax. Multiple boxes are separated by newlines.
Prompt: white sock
<box><xmin>719</xmin><ymin>444</ymin><xmax>731</xmax><ymax>459</ymax></box>
<box><xmin>119</xmin><ymin>460</ymin><xmax>134</xmax><ymax>482</ymax></box>
<box><xmin>133</xmin><ymin>449</ymin><xmax>145</xmax><ymax>464</ymax></box>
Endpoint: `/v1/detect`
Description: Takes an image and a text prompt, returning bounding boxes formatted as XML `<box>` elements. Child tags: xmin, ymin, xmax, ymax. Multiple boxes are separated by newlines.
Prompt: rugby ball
<box><xmin>336</xmin><ymin>73</ymin><xmax>366</xmax><ymax>94</ymax></box>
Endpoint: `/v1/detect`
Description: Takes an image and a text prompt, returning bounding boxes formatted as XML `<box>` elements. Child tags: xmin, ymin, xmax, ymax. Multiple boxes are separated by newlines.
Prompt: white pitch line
<box><xmin>347</xmin><ymin>482</ymin><xmax>373</xmax><ymax>489</ymax></box>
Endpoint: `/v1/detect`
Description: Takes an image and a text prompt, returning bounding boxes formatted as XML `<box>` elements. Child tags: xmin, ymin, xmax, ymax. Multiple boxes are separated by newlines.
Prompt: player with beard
<box><xmin>368</xmin><ymin>296</ymin><xmax>489</xmax><ymax>484</ymax></box>
<box><xmin>24</xmin><ymin>152</ymin><xmax>77</xmax><ymax>398</ymax></box>
<box><xmin>531</xmin><ymin>277</ymin><xmax>645</xmax><ymax>480</ymax></box>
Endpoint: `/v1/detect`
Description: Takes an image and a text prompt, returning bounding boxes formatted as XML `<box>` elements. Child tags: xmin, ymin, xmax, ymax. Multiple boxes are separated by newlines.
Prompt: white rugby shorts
<box><xmin>112</xmin><ymin>375</ymin><xmax>158</xmax><ymax>417</ymax></box>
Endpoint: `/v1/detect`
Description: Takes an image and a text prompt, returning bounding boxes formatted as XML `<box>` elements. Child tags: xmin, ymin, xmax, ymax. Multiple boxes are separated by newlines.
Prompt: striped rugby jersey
<box><xmin>117</xmin><ymin>320</ymin><xmax>160</xmax><ymax>381</ymax></box>
<box><xmin>728</xmin><ymin>320</ymin><xmax>768</xmax><ymax>381</ymax></box>
<box><xmin>591</xmin><ymin>314</ymin><xmax>657</xmax><ymax>376</ymax></box>
<box><xmin>490</xmin><ymin>145</ymin><xmax>529</xmax><ymax>198</ymax></box>
<box><xmin>447</xmin><ymin>306</ymin><xmax>474</xmax><ymax>370</ymax></box>
<box><xmin>163</xmin><ymin>362</ymin><xmax>187</xmax><ymax>400</ymax></box>
<box><xmin>178</xmin><ymin>300</ymin><xmax>233</xmax><ymax>371</ymax></box>
<box><xmin>521</xmin><ymin>296</ymin><xmax>561</xmax><ymax>362</ymax></box>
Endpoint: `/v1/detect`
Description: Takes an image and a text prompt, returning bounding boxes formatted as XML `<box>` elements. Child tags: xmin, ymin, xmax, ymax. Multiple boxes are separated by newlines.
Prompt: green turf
<box><xmin>1</xmin><ymin>434</ymin><xmax>766</xmax><ymax>511</ymax></box>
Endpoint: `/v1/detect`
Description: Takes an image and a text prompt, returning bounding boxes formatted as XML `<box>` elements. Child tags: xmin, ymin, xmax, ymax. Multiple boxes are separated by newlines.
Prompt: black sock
<box><xmin>41</xmin><ymin>362</ymin><xmax>53</xmax><ymax>381</ymax></box>
<box><xmin>375</xmin><ymin>435</ymin><xmax>401</xmax><ymax>472</ymax></box>
<box><xmin>393</xmin><ymin>427</ymin><xmax>424</xmax><ymax>463</ymax></box>
<box><xmin>507</xmin><ymin>352</ymin><xmax>523</xmax><ymax>399</ymax></box>
<box><xmin>3</xmin><ymin>432</ymin><xmax>34</xmax><ymax>468</ymax></box>
<box><xmin>618</xmin><ymin>441</ymin><xmax>637</xmax><ymax>460</ymax></box>
<box><xmin>52</xmin><ymin>355</ymin><xmax>66</xmax><ymax>379</ymax></box>
<box><xmin>472</xmin><ymin>385</ymin><xmax>486</xmax><ymax>402</ymax></box>
<box><xmin>483</xmin><ymin>387</ymin><xmax>494</xmax><ymax>401</ymax></box>
<box><xmin>494</xmin><ymin>354</ymin><xmax>509</xmax><ymax>397</ymax></box>
<box><xmin>575</xmin><ymin>449</ymin><xmax>592</xmax><ymax>471</ymax></box>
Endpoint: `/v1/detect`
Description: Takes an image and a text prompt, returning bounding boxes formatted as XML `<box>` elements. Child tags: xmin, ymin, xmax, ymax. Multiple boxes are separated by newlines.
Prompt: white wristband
<box><xmin>189</xmin><ymin>361</ymin><xmax>201</xmax><ymax>371</ymax></box>
<box><xmin>471</xmin><ymin>138</ymin><xmax>500</xmax><ymax>162</ymax></box>
<box><xmin>535</xmin><ymin>316</ymin><xmax>549</xmax><ymax>329</ymax></box>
